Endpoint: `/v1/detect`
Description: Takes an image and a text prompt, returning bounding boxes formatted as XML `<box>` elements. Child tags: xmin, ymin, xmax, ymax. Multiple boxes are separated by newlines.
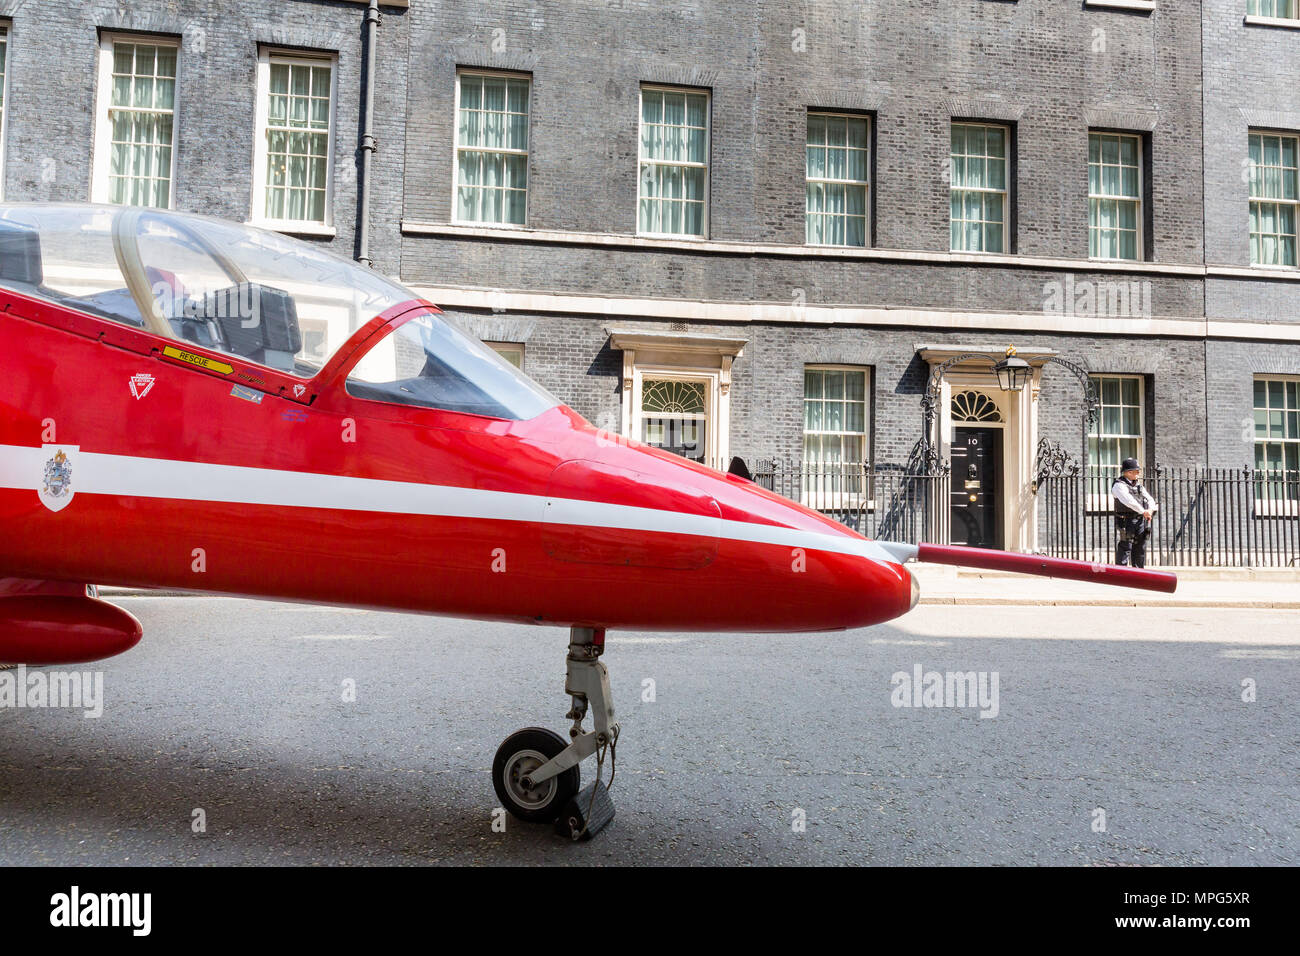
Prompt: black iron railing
<box><xmin>1036</xmin><ymin>468</ymin><xmax>1300</xmax><ymax>567</ymax></box>
<box><xmin>751</xmin><ymin>461</ymin><xmax>951</xmax><ymax>544</ymax></box>
<box><xmin>750</xmin><ymin>460</ymin><xmax>1298</xmax><ymax>567</ymax></box>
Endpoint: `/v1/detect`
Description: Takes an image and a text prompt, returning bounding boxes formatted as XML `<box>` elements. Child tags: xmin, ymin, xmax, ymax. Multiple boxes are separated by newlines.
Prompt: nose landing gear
<box><xmin>492</xmin><ymin>625</ymin><xmax>620</xmax><ymax>839</ymax></box>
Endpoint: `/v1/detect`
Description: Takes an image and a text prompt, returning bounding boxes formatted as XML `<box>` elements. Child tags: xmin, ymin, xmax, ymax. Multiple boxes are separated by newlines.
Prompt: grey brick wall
<box><xmin>2</xmin><ymin>0</ymin><xmax>1297</xmax><ymax>483</ymax></box>
<box><xmin>0</xmin><ymin>0</ymin><xmax>410</xmax><ymax>268</ymax></box>
<box><xmin>1201</xmin><ymin>0</ymin><xmax>1300</xmax><ymax>461</ymax></box>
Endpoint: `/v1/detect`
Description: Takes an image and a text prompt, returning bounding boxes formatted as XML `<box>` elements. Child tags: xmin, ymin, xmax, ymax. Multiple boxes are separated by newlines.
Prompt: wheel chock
<box><xmin>554</xmin><ymin>780</ymin><xmax>615</xmax><ymax>841</ymax></box>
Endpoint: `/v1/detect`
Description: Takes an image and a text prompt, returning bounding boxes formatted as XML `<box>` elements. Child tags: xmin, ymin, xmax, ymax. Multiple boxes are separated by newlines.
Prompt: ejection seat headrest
<box><xmin>0</xmin><ymin>219</ymin><xmax>43</xmax><ymax>288</ymax></box>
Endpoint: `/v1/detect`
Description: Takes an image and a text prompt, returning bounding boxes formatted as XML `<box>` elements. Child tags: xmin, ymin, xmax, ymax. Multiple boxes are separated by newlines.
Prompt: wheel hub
<box><xmin>503</xmin><ymin>749</ymin><xmax>557</xmax><ymax>809</ymax></box>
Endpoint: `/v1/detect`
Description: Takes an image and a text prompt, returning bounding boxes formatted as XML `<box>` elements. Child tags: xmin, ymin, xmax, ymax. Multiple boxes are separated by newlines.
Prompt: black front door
<box><xmin>951</xmin><ymin>427</ymin><xmax>1002</xmax><ymax>549</ymax></box>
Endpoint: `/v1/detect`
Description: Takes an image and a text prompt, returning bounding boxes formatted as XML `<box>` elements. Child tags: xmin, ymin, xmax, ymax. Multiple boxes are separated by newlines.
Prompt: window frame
<box><xmin>949</xmin><ymin>121</ymin><xmax>1011</xmax><ymax>255</ymax></box>
<box><xmin>802</xmin><ymin>364</ymin><xmax>871</xmax><ymax>466</ymax></box>
<box><xmin>90</xmin><ymin>32</ymin><xmax>181</xmax><ymax>210</ymax></box>
<box><xmin>486</xmin><ymin>341</ymin><xmax>525</xmax><ymax>369</ymax></box>
<box><xmin>0</xmin><ymin>22</ymin><xmax>10</xmax><ymax>202</ymax></box>
<box><xmin>1247</xmin><ymin>0</ymin><xmax>1298</xmax><ymax>20</ymax></box>
<box><xmin>1253</xmin><ymin>375</ymin><xmax>1300</xmax><ymax>511</ymax></box>
<box><xmin>1086</xmin><ymin>373</ymin><xmax>1146</xmax><ymax>511</ymax></box>
<box><xmin>636</xmin><ymin>85</ymin><xmax>711</xmax><ymax>240</ymax></box>
<box><xmin>1088</xmin><ymin>373</ymin><xmax>1146</xmax><ymax>474</ymax></box>
<box><xmin>451</xmin><ymin>69</ymin><xmax>532</xmax><ymax>229</ymax></box>
<box><xmin>250</xmin><ymin>47</ymin><xmax>339</xmax><ymax>236</ymax></box>
<box><xmin>805</xmin><ymin>111</ymin><xmax>871</xmax><ymax>248</ymax></box>
<box><xmin>1088</xmin><ymin>131</ymin><xmax>1144</xmax><ymax>262</ymax></box>
<box><xmin>1247</xmin><ymin>129</ymin><xmax>1299</xmax><ymax>269</ymax></box>
<box><xmin>801</xmin><ymin>364</ymin><xmax>872</xmax><ymax>510</ymax></box>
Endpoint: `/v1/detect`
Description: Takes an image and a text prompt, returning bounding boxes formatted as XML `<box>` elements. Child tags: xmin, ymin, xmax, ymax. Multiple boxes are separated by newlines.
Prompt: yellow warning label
<box><xmin>162</xmin><ymin>345</ymin><xmax>233</xmax><ymax>375</ymax></box>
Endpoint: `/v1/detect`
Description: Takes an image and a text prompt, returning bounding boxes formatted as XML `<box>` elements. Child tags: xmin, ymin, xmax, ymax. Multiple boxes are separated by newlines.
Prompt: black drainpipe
<box><xmin>356</xmin><ymin>0</ymin><xmax>380</xmax><ymax>267</ymax></box>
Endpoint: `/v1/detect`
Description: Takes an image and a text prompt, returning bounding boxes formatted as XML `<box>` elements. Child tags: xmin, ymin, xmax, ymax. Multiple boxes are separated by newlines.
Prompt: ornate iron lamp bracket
<box><xmin>1040</xmin><ymin>355</ymin><xmax>1100</xmax><ymax>426</ymax></box>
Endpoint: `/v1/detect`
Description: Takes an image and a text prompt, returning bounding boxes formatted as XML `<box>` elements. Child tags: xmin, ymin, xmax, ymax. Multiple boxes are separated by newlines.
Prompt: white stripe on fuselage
<box><xmin>0</xmin><ymin>444</ymin><xmax>897</xmax><ymax>566</ymax></box>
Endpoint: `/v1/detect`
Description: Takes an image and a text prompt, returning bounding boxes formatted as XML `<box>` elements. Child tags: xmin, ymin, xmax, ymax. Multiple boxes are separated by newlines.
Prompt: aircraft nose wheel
<box><xmin>492</xmin><ymin>626</ymin><xmax>620</xmax><ymax>838</ymax></box>
<box><xmin>492</xmin><ymin>727</ymin><xmax>578</xmax><ymax>823</ymax></box>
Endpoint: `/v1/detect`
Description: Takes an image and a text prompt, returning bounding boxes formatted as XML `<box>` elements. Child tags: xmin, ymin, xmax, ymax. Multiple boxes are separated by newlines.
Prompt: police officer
<box><xmin>1111</xmin><ymin>457</ymin><xmax>1157</xmax><ymax>568</ymax></box>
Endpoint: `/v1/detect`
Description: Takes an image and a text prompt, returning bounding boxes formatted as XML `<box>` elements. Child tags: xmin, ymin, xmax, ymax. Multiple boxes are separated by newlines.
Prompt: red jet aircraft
<box><xmin>0</xmin><ymin>204</ymin><xmax>1175</xmax><ymax>832</ymax></box>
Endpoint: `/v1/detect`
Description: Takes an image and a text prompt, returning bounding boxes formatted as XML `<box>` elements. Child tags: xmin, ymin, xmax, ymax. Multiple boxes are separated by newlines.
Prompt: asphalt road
<box><xmin>0</xmin><ymin>597</ymin><xmax>1296</xmax><ymax>865</ymax></box>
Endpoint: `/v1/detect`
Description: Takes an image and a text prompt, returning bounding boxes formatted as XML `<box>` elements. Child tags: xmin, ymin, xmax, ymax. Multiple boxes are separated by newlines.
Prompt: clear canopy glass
<box><xmin>0</xmin><ymin>203</ymin><xmax>557</xmax><ymax>419</ymax></box>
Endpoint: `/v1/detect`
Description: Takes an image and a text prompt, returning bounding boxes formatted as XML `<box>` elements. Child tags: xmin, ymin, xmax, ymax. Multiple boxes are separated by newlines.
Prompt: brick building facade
<box><xmin>1</xmin><ymin>0</ymin><xmax>1297</xmax><ymax>553</ymax></box>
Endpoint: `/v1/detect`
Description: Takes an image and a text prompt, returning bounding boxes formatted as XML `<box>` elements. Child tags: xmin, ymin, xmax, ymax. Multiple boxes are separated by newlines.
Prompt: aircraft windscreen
<box><xmin>0</xmin><ymin>204</ymin><xmax>416</xmax><ymax>378</ymax></box>
<box><xmin>346</xmin><ymin>312</ymin><xmax>560</xmax><ymax>420</ymax></box>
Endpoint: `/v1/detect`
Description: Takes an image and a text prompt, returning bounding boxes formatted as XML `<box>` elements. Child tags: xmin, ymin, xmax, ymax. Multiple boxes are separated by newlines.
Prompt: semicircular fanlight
<box><xmin>642</xmin><ymin>379</ymin><xmax>707</xmax><ymax>415</ymax></box>
<box><xmin>951</xmin><ymin>390</ymin><xmax>1004</xmax><ymax>423</ymax></box>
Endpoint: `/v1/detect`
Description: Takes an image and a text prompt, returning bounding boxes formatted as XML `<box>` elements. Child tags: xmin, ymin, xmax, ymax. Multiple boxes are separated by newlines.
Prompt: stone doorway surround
<box><xmin>607</xmin><ymin>327</ymin><xmax>748</xmax><ymax>469</ymax></box>
<box><xmin>918</xmin><ymin>344</ymin><xmax>1060</xmax><ymax>553</ymax></box>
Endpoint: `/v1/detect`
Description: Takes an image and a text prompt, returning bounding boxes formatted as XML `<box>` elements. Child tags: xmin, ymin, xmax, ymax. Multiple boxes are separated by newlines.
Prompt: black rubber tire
<box><xmin>493</xmin><ymin>727</ymin><xmax>580</xmax><ymax>824</ymax></box>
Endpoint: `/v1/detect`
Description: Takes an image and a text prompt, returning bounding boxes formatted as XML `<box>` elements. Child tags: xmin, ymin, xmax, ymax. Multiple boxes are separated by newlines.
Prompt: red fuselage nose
<box><xmin>530</xmin><ymin>414</ymin><xmax>917</xmax><ymax>632</ymax></box>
